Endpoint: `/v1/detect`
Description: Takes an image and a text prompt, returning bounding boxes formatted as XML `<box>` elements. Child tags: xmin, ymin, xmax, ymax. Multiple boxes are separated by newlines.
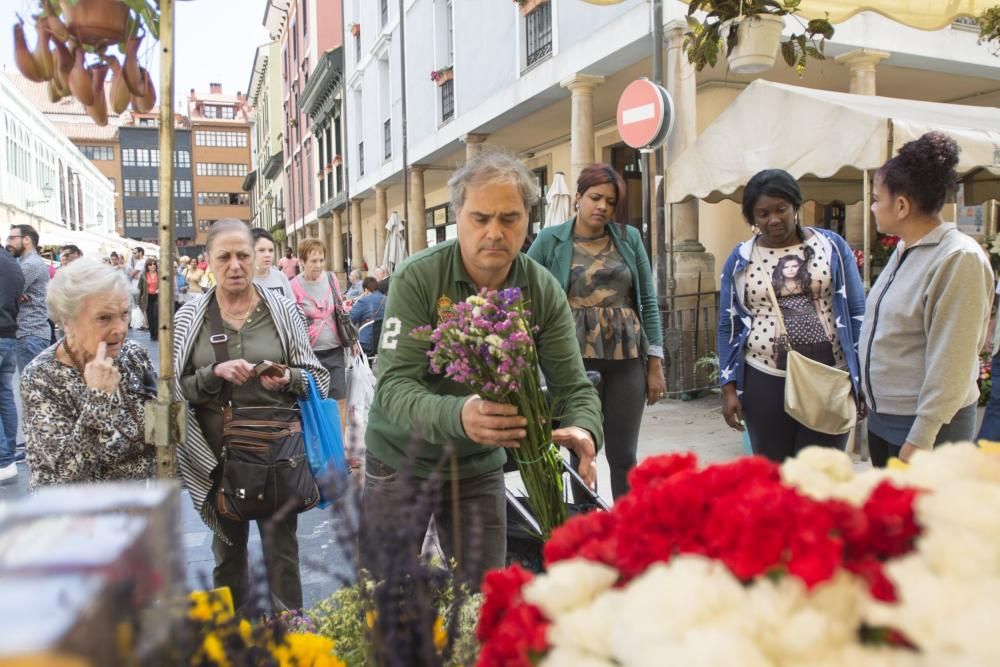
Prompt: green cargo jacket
<box><xmin>365</xmin><ymin>239</ymin><xmax>604</xmax><ymax>479</ymax></box>
<box><xmin>527</xmin><ymin>217</ymin><xmax>664</xmax><ymax>358</ymax></box>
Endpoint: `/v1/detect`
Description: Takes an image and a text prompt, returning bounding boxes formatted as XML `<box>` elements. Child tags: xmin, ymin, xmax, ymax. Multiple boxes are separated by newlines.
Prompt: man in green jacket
<box><xmin>361</xmin><ymin>151</ymin><xmax>603</xmax><ymax>584</ymax></box>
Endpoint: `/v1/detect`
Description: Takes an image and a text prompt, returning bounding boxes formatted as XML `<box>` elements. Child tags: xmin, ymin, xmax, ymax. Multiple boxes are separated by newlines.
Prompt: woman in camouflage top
<box><xmin>528</xmin><ymin>163</ymin><xmax>665</xmax><ymax>499</ymax></box>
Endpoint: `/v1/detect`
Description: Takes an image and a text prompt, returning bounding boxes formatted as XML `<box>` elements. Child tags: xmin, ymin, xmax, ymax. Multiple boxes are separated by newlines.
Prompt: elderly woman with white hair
<box><xmin>20</xmin><ymin>258</ymin><xmax>156</xmax><ymax>488</ymax></box>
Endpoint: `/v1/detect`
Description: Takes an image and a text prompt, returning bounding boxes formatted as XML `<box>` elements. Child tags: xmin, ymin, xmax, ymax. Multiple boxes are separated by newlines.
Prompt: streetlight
<box><xmin>26</xmin><ymin>182</ymin><xmax>54</xmax><ymax>208</ymax></box>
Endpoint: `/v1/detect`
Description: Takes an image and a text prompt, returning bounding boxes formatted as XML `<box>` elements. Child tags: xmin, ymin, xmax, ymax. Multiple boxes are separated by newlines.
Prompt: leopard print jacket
<box><xmin>21</xmin><ymin>339</ymin><xmax>156</xmax><ymax>488</ymax></box>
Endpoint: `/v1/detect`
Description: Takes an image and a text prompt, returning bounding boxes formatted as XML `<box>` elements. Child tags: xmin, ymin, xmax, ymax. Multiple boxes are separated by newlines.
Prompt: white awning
<box><xmin>666</xmin><ymin>80</ymin><xmax>1000</xmax><ymax>206</ymax></box>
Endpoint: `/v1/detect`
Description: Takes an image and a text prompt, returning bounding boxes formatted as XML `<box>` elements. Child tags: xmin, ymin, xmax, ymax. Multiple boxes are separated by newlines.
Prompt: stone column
<box><xmin>559</xmin><ymin>74</ymin><xmax>605</xmax><ymax>185</ymax></box>
<box><xmin>462</xmin><ymin>133</ymin><xmax>488</xmax><ymax>161</ymax></box>
<box><xmin>350</xmin><ymin>198</ymin><xmax>364</xmax><ymax>270</ymax></box>
<box><xmin>664</xmin><ymin>21</ymin><xmax>714</xmax><ymax>292</ymax></box>
<box><xmin>835</xmin><ymin>49</ymin><xmax>890</xmax><ymax>248</ymax></box>
<box><xmin>331</xmin><ymin>208</ymin><xmax>345</xmax><ymax>276</ymax></box>
<box><xmin>374</xmin><ymin>184</ymin><xmax>388</xmax><ymax>268</ymax></box>
<box><xmin>317</xmin><ymin>217</ymin><xmax>329</xmax><ymax>270</ymax></box>
<box><xmin>409</xmin><ymin>165</ymin><xmax>428</xmax><ymax>254</ymax></box>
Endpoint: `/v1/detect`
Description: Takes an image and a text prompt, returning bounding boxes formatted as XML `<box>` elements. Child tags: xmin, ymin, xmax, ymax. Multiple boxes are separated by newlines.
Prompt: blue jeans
<box><xmin>16</xmin><ymin>335</ymin><xmax>49</xmax><ymax>373</ymax></box>
<box><xmin>978</xmin><ymin>352</ymin><xmax>1000</xmax><ymax>441</ymax></box>
<box><xmin>0</xmin><ymin>338</ymin><xmax>17</xmax><ymax>467</ymax></box>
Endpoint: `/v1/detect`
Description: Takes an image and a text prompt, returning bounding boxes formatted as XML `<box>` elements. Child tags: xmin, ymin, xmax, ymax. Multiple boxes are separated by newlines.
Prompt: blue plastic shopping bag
<box><xmin>297</xmin><ymin>372</ymin><xmax>350</xmax><ymax>507</ymax></box>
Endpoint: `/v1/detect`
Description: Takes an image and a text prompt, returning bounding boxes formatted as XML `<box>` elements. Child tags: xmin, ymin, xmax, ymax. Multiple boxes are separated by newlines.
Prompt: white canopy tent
<box><xmin>544</xmin><ymin>172</ymin><xmax>572</xmax><ymax>229</ymax></box>
<box><xmin>382</xmin><ymin>212</ymin><xmax>407</xmax><ymax>274</ymax></box>
<box><xmin>666</xmin><ymin>80</ymin><xmax>1000</xmax><ymax>284</ymax></box>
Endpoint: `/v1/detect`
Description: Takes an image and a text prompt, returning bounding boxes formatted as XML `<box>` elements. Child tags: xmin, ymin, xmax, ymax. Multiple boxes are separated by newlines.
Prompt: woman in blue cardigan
<box><xmin>717</xmin><ymin>169</ymin><xmax>865</xmax><ymax>461</ymax></box>
<box><xmin>528</xmin><ymin>163</ymin><xmax>664</xmax><ymax>499</ymax></box>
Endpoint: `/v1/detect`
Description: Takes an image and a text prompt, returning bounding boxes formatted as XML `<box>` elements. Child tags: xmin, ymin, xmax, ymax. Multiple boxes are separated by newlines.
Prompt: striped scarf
<box><xmin>172</xmin><ymin>284</ymin><xmax>331</xmax><ymax>542</ymax></box>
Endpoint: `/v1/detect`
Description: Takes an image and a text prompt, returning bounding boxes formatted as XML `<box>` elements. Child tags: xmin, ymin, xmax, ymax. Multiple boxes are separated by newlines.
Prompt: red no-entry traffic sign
<box><xmin>616</xmin><ymin>78</ymin><xmax>674</xmax><ymax>149</ymax></box>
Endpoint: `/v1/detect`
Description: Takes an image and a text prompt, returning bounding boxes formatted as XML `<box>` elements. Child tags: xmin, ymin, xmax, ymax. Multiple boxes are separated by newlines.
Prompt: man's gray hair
<box><xmin>448</xmin><ymin>150</ymin><xmax>539</xmax><ymax>212</ymax></box>
<box><xmin>349</xmin><ymin>269</ymin><xmax>361</xmax><ymax>281</ymax></box>
<box><xmin>47</xmin><ymin>258</ymin><xmax>129</xmax><ymax>325</ymax></box>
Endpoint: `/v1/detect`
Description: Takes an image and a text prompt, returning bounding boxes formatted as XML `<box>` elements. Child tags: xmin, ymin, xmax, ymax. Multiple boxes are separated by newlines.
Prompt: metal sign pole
<box><xmin>148</xmin><ymin>0</ymin><xmax>185</xmax><ymax>478</ymax></box>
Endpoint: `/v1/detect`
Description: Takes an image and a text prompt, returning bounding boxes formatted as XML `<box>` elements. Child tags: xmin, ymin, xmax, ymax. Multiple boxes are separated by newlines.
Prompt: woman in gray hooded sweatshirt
<box><xmin>859</xmin><ymin>132</ymin><xmax>993</xmax><ymax>466</ymax></box>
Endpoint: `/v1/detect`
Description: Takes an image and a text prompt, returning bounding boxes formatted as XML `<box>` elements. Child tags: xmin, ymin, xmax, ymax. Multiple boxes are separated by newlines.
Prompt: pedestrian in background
<box><xmin>175</xmin><ymin>219</ymin><xmax>329</xmax><ymax>612</ymax></box>
<box><xmin>349</xmin><ymin>277</ymin><xmax>385</xmax><ymax>357</ymax></box>
<box><xmin>290</xmin><ymin>239</ymin><xmax>354</xmax><ymax>415</ymax></box>
<box><xmin>138</xmin><ymin>258</ymin><xmax>160</xmax><ymax>342</ymax></box>
<box><xmin>976</xmin><ymin>278</ymin><xmax>1000</xmax><ymax>442</ymax></box>
<box><xmin>528</xmin><ymin>162</ymin><xmax>664</xmax><ymax>499</ymax></box>
<box><xmin>343</xmin><ymin>269</ymin><xmax>364</xmax><ymax>299</ymax></box>
<box><xmin>5</xmin><ymin>225</ymin><xmax>50</xmax><ymax>372</ymax></box>
<box><xmin>251</xmin><ymin>228</ymin><xmax>294</xmax><ymax>301</ymax></box>
<box><xmin>0</xmin><ymin>246</ymin><xmax>24</xmax><ymax>482</ymax></box>
<box><xmin>716</xmin><ymin>169</ymin><xmax>865</xmax><ymax>462</ymax></box>
<box><xmin>21</xmin><ymin>259</ymin><xmax>155</xmax><ymax>488</ymax></box>
<box><xmin>860</xmin><ymin>132</ymin><xmax>993</xmax><ymax>465</ymax></box>
<box><xmin>278</xmin><ymin>247</ymin><xmax>300</xmax><ymax>279</ymax></box>
<box><xmin>59</xmin><ymin>245</ymin><xmax>83</xmax><ymax>266</ymax></box>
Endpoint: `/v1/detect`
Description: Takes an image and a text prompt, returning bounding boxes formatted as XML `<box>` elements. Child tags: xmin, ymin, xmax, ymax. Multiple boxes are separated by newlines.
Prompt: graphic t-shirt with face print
<box><xmin>743</xmin><ymin>234</ymin><xmax>845</xmax><ymax>376</ymax></box>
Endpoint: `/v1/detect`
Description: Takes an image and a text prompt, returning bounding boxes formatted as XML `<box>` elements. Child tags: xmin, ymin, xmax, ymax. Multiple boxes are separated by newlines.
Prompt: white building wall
<box><xmin>0</xmin><ymin>75</ymin><xmax>115</xmax><ymax>239</ymax></box>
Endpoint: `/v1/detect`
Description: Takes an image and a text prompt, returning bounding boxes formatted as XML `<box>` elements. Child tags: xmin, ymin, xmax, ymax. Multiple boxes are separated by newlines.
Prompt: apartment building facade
<box><xmin>118</xmin><ymin>112</ymin><xmax>195</xmax><ymax>245</ymax></box>
<box><xmin>188</xmin><ymin>84</ymin><xmax>253</xmax><ymax>246</ymax></box>
<box><xmin>265</xmin><ymin>0</ymin><xmax>344</xmax><ymax>268</ymax></box>
<box><xmin>340</xmin><ymin>0</ymin><xmax>1000</xmax><ymax>291</ymax></box>
<box><xmin>1</xmin><ymin>72</ymin><xmax>115</xmax><ymax>246</ymax></box>
<box><xmin>246</xmin><ymin>40</ymin><xmax>287</xmax><ymax>251</ymax></box>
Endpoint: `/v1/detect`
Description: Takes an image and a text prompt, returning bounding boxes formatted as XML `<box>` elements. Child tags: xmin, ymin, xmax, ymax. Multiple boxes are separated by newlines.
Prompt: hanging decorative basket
<box><xmin>62</xmin><ymin>0</ymin><xmax>131</xmax><ymax>47</ymax></box>
<box><xmin>349</xmin><ymin>23</ymin><xmax>361</xmax><ymax>37</ymax></box>
<box><xmin>722</xmin><ymin>14</ymin><xmax>784</xmax><ymax>74</ymax></box>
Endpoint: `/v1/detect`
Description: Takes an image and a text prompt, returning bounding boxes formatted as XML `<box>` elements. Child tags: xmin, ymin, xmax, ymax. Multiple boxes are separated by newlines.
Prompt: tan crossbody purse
<box><xmin>754</xmin><ymin>245</ymin><xmax>855</xmax><ymax>435</ymax></box>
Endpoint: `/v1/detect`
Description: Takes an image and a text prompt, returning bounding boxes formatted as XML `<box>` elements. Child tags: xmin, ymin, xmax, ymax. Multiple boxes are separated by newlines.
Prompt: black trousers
<box><xmin>145</xmin><ymin>294</ymin><xmax>158</xmax><ymax>340</ymax></box>
<box><xmin>569</xmin><ymin>357</ymin><xmax>646</xmax><ymax>501</ymax></box>
<box><xmin>742</xmin><ymin>364</ymin><xmax>850</xmax><ymax>462</ymax></box>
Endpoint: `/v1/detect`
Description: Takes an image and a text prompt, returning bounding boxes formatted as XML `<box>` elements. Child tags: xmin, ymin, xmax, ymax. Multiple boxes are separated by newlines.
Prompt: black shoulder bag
<box><xmin>328</xmin><ymin>273</ymin><xmax>359</xmax><ymax>349</ymax></box>
<box><xmin>207</xmin><ymin>295</ymin><xmax>320</xmax><ymax>522</ymax></box>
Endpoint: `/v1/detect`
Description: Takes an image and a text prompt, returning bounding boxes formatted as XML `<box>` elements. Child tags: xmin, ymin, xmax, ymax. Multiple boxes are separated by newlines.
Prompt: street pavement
<box><xmin>0</xmin><ymin>330</ymin><xmax>749</xmax><ymax>607</ymax></box>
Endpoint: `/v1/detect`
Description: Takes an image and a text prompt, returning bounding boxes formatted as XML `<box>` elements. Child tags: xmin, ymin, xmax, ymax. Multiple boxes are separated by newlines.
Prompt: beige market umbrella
<box><xmin>795</xmin><ymin>1</ymin><xmax>993</xmax><ymax>29</ymax></box>
<box><xmin>382</xmin><ymin>212</ymin><xmax>407</xmax><ymax>274</ymax></box>
<box><xmin>544</xmin><ymin>172</ymin><xmax>572</xmax><ymax>228</ymax></box>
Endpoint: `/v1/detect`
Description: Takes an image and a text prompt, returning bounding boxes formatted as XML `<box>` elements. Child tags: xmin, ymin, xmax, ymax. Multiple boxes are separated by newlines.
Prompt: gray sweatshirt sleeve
<box><xmin>908</xmin><ymin>250</ymin><xmax>992</xmax><ymax>449</ymax></box>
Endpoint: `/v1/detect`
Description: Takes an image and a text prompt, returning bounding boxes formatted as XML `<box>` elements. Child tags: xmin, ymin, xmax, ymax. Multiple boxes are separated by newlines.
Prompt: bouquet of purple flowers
<box><xmin>413</xmin><ymin>287</ymin><xmax>567</xmax><ymax>537</ymax></box>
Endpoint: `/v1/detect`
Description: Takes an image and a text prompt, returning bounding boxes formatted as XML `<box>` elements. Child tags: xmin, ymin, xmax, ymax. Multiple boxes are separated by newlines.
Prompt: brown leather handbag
<box><xmin>207</xmin><ymin>295</ymin><xmax>320</xmax><ymax>522</ymax></box>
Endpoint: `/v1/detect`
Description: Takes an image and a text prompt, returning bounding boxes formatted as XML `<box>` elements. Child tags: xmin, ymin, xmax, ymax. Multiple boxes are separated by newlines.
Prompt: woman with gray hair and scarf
<box><xmin>174</xmin><ymin>218</ymin><xmax>329</xmax><ymax>612</ymax></box>
<box><xmin>21</xmin><ymin>258</ymin><xmax>156</xmax><ymax>488</ymax></box>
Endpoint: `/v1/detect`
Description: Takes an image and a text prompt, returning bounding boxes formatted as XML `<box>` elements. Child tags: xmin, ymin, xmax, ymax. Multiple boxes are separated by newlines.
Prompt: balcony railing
<box><xmin>358</xmin><ymin>141</ymin><xmax>365</xmax><ymax>176</ymax></box>
<box><xmin>383</xmin><ymin>118</ymin><xmax>392</xmax><ymax>159</ymax></box>
<box><xmin>441</xmin><ymin>78</ymin><xmax>454</xmax><ymax>123</ymax></box>
<box><xmin>526</xmin><ymin>2</ymin><xmax>553</xmax><ymax>67</ymax></box>
<box><xmin>380</xmin><ymin>0</ymin><xmax>389</xmax><ymax>27</ymax></box>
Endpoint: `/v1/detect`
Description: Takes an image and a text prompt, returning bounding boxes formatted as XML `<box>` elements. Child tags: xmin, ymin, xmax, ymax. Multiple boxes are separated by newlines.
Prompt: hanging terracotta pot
<box><xmin>722</xmin><ymin>14</ymin><xmax>784</xmax><ymax>75</ymax></box>
<box><xmin>519</xmin><ymin>0</ymin><xmax>550</xmax><ymax>17</ymax></box>
<box><xmin>63</xmin><ymin>0</ymin><xmax>130</xmax><ymax>48</ymax></box>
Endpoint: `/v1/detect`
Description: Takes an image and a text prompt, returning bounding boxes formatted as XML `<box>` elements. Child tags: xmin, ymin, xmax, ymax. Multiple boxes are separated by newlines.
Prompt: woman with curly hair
<box><xmin>860</xmin><ymin>132</ymin><xmax>994</xmax><ymax>465</ymax></box>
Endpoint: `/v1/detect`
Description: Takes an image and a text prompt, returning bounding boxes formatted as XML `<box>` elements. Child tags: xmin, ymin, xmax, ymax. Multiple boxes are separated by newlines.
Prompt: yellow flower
<box><xmin>433</xmin><ymin>616</ymin><xmax>448</xmax><ymax>651</ymax></box>
<box><xmin>366</xmin><ymin>610</ymin><xmax>377</xmax><ymax>629</ymax></box>
<box><xmin>271</xmin><ymin>633</ymin><xmax>344</xmax><ymax>667</ymax></box>
<box><xmin>887</xmin><ymin>457</ymin><xmax>910</xmax><ymax>470</ymax></box>
<box><xmin>188</xmin><ymin>588</ymin><xmax>235</xmax><ymax>623</ymax></box>
<box><xmin>238</xmin><ymin>619</ymin><xmax>253</xmax><ymax>643</ymax></box>
<box><xmin>979</xmin><ymin>439</ymin><xmax>1000</xmax><ymax>455</ymax></box>
<box><xmin>200</xmin><ymin>632</ymin><xmax>229</xmax><ymax>667</ymax></box>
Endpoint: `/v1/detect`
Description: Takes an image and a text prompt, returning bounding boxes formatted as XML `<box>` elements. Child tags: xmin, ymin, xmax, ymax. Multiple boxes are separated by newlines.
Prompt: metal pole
<box><xmin>640</xmin><ymin>149</ymin><xmax>651</xmax><ymax>261</ymax></box>
<box><xmin>651</xmin><ymin>0</ymin><xmax>666</xmax><ymax>299</ymax></box>
<box><xmin>339</xmin><ymin>0</ymin><xmax>352</xmax><ymax>272</ymax></box>
<box><xmin>150</xmin><ymin>0</ymin><xmax>185</xmax><ymax>479</ymax></box>
<box><xmin>397</xmin><ymin>0</ymin><xmax>410</xmax><ymax>251</ymax></box>
<box><xmin>863</xmin><ymin>169</ymin><xmax>871</xmax><ymax>290</ymax></box>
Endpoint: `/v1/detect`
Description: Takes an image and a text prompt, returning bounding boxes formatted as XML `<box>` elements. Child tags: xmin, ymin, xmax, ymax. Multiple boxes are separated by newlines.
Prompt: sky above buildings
<box><xmin>1</xmin><ymin>0</ymin><xmax>272</xmax><ymax>111</ymax></box>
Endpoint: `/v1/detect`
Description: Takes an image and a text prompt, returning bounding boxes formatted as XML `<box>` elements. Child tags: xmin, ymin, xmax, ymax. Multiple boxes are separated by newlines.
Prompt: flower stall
<box><xmin>477</xmin><ymin>443</ymin><xmax>1000</xmax><ymax>666</ymax></box>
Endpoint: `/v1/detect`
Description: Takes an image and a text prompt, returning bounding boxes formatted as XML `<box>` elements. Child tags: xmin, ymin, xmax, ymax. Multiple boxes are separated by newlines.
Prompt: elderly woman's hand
<box><xmin>84</xmin><ymin>342</ymin><xmax>121</xmax><ymax>395</ymax></box>
<box><xmin>213</xmin><ymin>359</ymin><xmax>256</xmax><ymax>385</ymax></box>
<box><xmin>260</xmin><ymin>368</ymin><xmax>291</xmax><ymax>391</ymax></box>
